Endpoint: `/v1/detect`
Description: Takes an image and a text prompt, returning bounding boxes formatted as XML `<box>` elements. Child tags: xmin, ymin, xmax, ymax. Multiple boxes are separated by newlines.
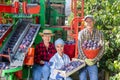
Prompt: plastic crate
<box><xmin>54</xmin><ymin>58</ymin><xmax>86</xmax><ymax>77</ymax></box>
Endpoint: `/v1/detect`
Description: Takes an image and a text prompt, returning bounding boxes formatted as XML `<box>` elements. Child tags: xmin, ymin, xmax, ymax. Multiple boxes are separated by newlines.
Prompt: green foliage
<box><xmin>68</xmin><ymin>13</ymin><xmax>74</xmax><ymax>25</ymax></box>
<box><xmin>100</xmin><ymin>26</ymin><xmax>120</xmax><ymax>71</ymax></box>
<box><xmin>68</xmin><ymin>0</ymin><xmax>120</xmax><ymax>78</ymax></box>
<box><xmin>84</xmin><ymin>0</ymin><xmax>120</xmax><ymax>78</ymax></box>
<box><xmin>110</xmin><ymin>72</ymin><xmax>120</xmax><ymax>80</ymax></box>
<box><xmin>85</xmin><ymin>0</ymin><xmax>120</xmax><ymax>28</ymax></box>
<box><xmin>6</xmin><ymin>0</ymin><xmax>12</xmax><ymax>5</ymax></box>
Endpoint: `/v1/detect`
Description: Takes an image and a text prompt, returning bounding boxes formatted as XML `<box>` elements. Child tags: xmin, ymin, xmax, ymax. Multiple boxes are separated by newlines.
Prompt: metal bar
<box><xmin>40</xmin><ymin>0</ymin><xmax>45</xmax><ymax>27</ymax></box>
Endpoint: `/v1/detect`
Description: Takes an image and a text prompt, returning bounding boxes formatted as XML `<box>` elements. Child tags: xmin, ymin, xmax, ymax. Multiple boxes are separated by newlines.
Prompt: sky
<box><xmin>65</xmin><ymin>0</ymin><xmax>72</xmax><ymax>16</ymax></box>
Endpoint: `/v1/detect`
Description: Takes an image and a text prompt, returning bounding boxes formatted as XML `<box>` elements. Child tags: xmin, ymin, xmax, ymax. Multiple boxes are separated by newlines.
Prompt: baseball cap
<box><xmin>84</xmin><ymin>15</ymin><xmax>94</xmax><ymax>21</ymax></box>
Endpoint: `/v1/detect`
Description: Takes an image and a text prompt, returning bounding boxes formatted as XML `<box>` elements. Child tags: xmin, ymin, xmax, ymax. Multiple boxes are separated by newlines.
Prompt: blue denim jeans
<box><xmin>79</xmin><ymin>65</ymin><xmax>98</xmax><ymax>80</ymax></box>
<box><xmin>64</xmin><ymin>77</ymin><xmax>72</xmax><ymax>80</ymax></box>
<box><xmin>49</xmin><ymin>77</ymin><xmax>72</xmax><ymax>80</ymax></box>
<box><xmin>32</xmin><ymin>64</ymin><xmax>50</xmax><ymax>80</ymax></box>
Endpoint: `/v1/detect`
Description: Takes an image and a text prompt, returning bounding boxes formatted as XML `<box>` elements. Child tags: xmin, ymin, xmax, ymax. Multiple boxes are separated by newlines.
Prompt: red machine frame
<box><xmin>0</xmin><ymin>1</ymin><xmax>40</xmax><ymax>23</ymax></box>
<box><xmin>0</xmin><ymin>2</ymin><xmax>19</xmax><ymax>14</ymax></box>
<box><xmin>71</xmin><ymin>0</ymin><xmax>84</xmax><ymax>58</ymax></box>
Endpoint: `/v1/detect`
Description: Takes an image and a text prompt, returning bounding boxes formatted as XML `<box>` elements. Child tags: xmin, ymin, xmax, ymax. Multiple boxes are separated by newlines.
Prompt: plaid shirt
<box><xmin>34</xmin><ymin>42</ymin><xmax>56</xmax><ymax>65</ymax></box>
<box><xmin>78</xmin><ymin>28</ymin><xmax>105</xmax><ymax>63</ymax></box>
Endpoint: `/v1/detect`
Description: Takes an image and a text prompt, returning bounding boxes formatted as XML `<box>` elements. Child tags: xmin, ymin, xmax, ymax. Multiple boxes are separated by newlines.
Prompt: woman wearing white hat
<box><xmin>49</xmin><ymin>38</ymin><xmax>72</xmax><ymax>80</ymax></box>
<box><xmin>32</xmin><ymin>29</ymin><xmax>56</xmax><ymax>80</ymax></box>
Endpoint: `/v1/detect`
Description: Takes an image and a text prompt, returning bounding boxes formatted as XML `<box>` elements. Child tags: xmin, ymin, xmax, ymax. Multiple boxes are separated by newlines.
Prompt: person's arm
<box><xmin>0</xmin><ymin>54</ymin><xmax>10</xmax><ymax>61</ymax></box>
<box><xmin>34</xmin><ymin>44</ymin><xmax>42</xmax><ymax>64</ymax></box>
<box><xmin>93</xmin><ymin>31</ymin><xmax>105</xmax><ymax>63</ymax></box>
<box><xmin>0</xmin><ymin>54</ymin><xmax>9</xmax><ymax>58</ymax></box>
<box><xmin>78</xmin><ymin>31</ymin><xmax>87</xmax><ymax>59</ymax></box>
<box><xmin>49</xmin><ymin>57</ymin><xmax>58</xmax><ymax>79</ymax></box>
<box><xmin>65</xmin><ymin>54</ymin><xmax>71</xmax><ymax>64</ymax></box>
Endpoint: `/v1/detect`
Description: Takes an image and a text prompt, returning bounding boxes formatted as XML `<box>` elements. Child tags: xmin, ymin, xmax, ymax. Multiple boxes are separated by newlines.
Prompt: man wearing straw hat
<box><xmin>32</xmin><ymin>29</ymin><xmax>56</xmax><ymax>80</ymax></box>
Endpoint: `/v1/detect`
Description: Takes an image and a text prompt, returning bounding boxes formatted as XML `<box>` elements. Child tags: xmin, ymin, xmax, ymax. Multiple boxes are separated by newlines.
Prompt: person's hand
<box><xmin>44</xmin><ymin>61</ymin><xmax>53</xmax><ymax>66</ymax></box>
<box><xmin>56</xmin><ymin>72</ymin><xmax>64</xmax><ymax>79</ymax></box>
<box><xmin>85</xmin><ymin>59</ymin><xmax>95</xmax><ymax>66</ymax></box>
<box><xmin>40</xmin><ymin>60</ymin><xmax>44</xmax><ymax>64</ymax></box>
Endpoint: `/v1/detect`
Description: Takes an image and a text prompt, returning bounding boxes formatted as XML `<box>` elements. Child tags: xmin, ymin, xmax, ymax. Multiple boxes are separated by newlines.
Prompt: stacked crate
<box><xmin>48</xmin><ymin>0</ymin><xmax>65</xmax><ymax>26</ymax></box>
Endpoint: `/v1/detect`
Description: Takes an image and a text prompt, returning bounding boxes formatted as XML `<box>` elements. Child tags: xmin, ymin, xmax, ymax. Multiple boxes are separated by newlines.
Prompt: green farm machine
<box><xmin>0</xmin><ymin>0</ymin><xmax>84</xmax><ymax>79</ymax></box>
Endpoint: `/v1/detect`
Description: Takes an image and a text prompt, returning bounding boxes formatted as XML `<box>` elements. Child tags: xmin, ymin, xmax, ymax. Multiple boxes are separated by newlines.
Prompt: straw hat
<box><xmin>39</xmin><ymin>29</ymin><xmax>54</xmax><ymax>36</ymax></box>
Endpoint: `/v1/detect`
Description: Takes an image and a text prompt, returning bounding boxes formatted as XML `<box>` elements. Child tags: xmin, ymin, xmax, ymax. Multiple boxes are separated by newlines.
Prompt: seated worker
<box><xmin>49</xmin><ymin>38</ymin><xmax>72</xmax><ymax>80</ymax></box>
<box><xmin>32</xmin><ymin>29</ymin><xmax>56</xmax><ymax>80</ymax></box>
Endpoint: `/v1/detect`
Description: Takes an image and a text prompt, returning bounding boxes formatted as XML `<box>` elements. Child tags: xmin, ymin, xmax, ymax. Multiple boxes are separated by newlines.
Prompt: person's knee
<box><xmin>42</xmin><ymin>65</ymin><xmax>50</xmax><ymax>79</ymax></box>
<box><xmin>79</xmin><ymin>70</ymin><xmax>87</xmax><ymax>80</ymax></box>
<box><xmin>42</xmin><ymin>65</ymin><xmax>50</xmax><ymax>73</ymax></box>
<box><xmin>32</xmin><ymin>65</ymin><xmax>42</xmax><ymax>80</ymax></box>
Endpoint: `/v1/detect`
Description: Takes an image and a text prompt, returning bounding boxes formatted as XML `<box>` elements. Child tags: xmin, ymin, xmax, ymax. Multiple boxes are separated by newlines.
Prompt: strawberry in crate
<box><xmin>82</xmin><ymin>40</ymin><xmax>102</xmax><ymax>59</ymax></box>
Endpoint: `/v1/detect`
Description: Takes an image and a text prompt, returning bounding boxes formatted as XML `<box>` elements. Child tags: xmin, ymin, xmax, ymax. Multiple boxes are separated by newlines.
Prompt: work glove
<box><xmin>44</xmin><ymin>61</ymin><xmax>53</xmax><ymax>67</ymax></box>
<box><xmin>85</xmin><ymin>59</ymin><xmax>95</xmax><ymax>66</ymax></box>
<box><xmin>56</xmin><ymin>72</ymin><xmax>64</xmax><ymax>80</ymax></box>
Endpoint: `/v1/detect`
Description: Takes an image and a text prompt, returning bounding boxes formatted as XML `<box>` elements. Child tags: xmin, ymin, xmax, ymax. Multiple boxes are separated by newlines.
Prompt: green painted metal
<box><xmin>0</xmin><ymin>0</ymin><xmax>67</xmax><ymax>79</ymax></box>
<box><xmin>0</xmin><ymin>20</ymin><xmax>18</xmax><ymax>51</ymax></box>
<box><xmin>22</xmin><ymin>66</ymin><xmax>32</xmax><ymax>79</ymax></box>
<box><xmin>3</xmin><ymin>0</ymin><xmax>45</xmax><ymax>28</ymax></box>
<box><xmin>50</xmin><ymin>0</ymin><xmax>65</xmax><ymax>4</ymax></box>
<box><xmin>45</xmin><ymin>0</ymin><xmax>65</xmax><ymax>26</ymax></box>
<box><xmin>40</xmin><ymin>0</ymin><xmax>45</xmax><ymax>27</ymax></box>
<box><xmin>50</xmin><ymin>7</ymin><xmax>65</xmax><ymax>25</ymax></box>
<box><xmin>0</xmin><ymin>1</ymin><xmax>44</xmax><ymax>80</ymax></box>
<box><xmin>27</xmin><ymin>0</ymin><xmax>30</xmax><ymax>3</ymax></box>
<box><xmin>13</xmin><ymin>14</ymin><xmax>33</xmax><ymax>18</ymax></box>
<box><xmin>48</xmin><ymin>27</ymin><xmax>63</xmax><ymax>42</ymax></box>
<box><xmin>2</xmin><ymin>67</ymin><xmax>22</xmax><ymax>80</ymax></box>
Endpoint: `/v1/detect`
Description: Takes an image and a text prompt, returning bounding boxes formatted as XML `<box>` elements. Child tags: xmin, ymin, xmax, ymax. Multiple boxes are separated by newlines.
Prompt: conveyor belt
<box><xmin>10</xmin><ymin>24</ymin><xmax>40</xmax><ymax>67</ymax></box>
<box><xmin>0</xmin><ymin>24</ymin><xmax>12</xmax><ymax>46</ymax></box>
<box><xmin>0</xmin><ymin>24</ymin><xmax>11</xmax><ymax>38</ymax></box>
<box><xmin>1</xmin><ymin>20</ymin><xmax>30</xmax><ymax>56</ymax></box>
<box><xmin>0</xmin><ymin>19</ymin><xmax>40</xmax><ymax>68</ymax></box>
